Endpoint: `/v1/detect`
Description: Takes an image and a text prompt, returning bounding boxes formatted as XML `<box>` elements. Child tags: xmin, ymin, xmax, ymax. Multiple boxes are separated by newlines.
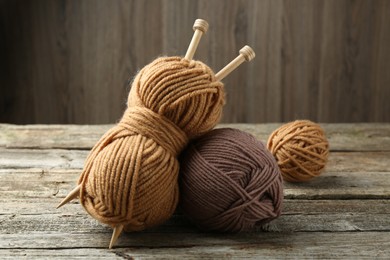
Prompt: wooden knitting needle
<box><xmin>184</xmin><ymin>19</ymin><xmax>209</xmax><ymax>60</ymax></box>
<box><xmin>58</xmin><ymin>184</ymin><xmax>125</xmax><ymax>249</ymax></box>
<box><xmin>109</xmin><ymin>224</ymin><xmax>124</xmax><ymax>249</ymax></box>
<box><xmin>56</xmin><ymin>184</ymin><xmax>81</xmax><ymax>209</ymax></box>
<box><xmin>215</xmin><ymin>45</ymin><xmax>256</xmax><ymax>81</ymax></box>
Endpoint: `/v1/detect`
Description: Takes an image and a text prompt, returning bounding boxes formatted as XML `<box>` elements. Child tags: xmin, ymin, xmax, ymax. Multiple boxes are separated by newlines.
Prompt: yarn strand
<box><xmin>180</xmin><ymin>128</ymin><xmax>283</xmax><ymax>232</ymax></box>
<box><xmin>267</xmin><ymin>120</ymin><xmax>329</xmax><ymax>182</ymax></box>
<box><xmin>76</xmin><ymin>57</ymin><xmax>225</xmax><ymax>231</ymax></box>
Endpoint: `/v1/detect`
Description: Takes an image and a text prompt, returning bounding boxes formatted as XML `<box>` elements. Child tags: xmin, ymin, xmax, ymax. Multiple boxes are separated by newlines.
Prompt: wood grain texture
<box><xmin>0</xmin><ymin>204</ymin><xmax>389</xmax><ymax>235</ymax></box>
<box><xmin>0</xmin><ymin>123</ymin><xmax>389</xmax><ymax>258</ymax></box>
<box><xmin>2</xmin><ymin>168</ymin><xmax>390</xmax><ymax>200</ymax></box>
<box><xmin>1</xmin><ymin>0</ymin><xmax>389</xmax><ymax>124</ymax></box>
<box><xmin>0</xmin><ymin>233</ymin><xmax>389</xmax><ymax>257</ymax></box>
<box><xmin>1</xmin><ymin>149</ymin><xmax>389</xmax><ymax>173</ymax></box>
<box><xmin>1</xmin><ymin>123</ymin><xmax>390</xmax><ymax>151</ymax></box>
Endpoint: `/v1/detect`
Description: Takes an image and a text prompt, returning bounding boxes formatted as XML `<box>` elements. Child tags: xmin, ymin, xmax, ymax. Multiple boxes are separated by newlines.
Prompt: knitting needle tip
<box><xmin>215</xmin><ymin>45</ymin><xmax>256</xmax><ymax>81</ymax></box>
<box><xmin>56</xmin><ymin>184</ymin><xmax>81</xmax><ymax>209</ymax></box>
<box><xmin>109</xmin><ymin>225</ymin><xmax>124</xmax><ymax>249</ymax></box>
<box><xmin>185</xmin><ymin>19</ymin><xmax>209</xmax><ymax>60</ymax></box>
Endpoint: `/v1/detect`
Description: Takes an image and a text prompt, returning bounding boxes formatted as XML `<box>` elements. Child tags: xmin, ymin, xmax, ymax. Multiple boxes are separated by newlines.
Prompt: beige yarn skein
<box><xmin>78</xmin><ymin>57</ymin><xmax>225</xmax><ymax>231</ymax></box>
<box><xmin>267</xmin><ymin>120</ymin><xmax>329</xmax><ymax>182</ymax></box>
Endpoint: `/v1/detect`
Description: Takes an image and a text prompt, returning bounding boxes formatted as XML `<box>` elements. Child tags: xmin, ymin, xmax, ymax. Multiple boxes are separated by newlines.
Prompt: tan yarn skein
<box><xmin>267</xmin><ymin>120</ymin><xmax>329</xmax><ymax>182</ymax></box>
<box><xmin>78</xmin><ymin>57</ymin><xmax>225</xmax><ymax>231</ymax></box>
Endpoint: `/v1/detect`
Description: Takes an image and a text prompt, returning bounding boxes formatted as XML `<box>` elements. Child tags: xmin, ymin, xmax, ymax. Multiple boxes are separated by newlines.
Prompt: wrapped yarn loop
<box><xmin>180</xmin><ymin>128</ymin><xmax>283</xmax><ymax>232</ymax></box>
<box><xmin>78</xmin><ymin>57</ymin><xmax>225</xmax><ymax>231</ymax></box>
<box><xmin>267</xmin><ymin>120</ymin><xmax>329</xmax><ymax>182</ymax></box>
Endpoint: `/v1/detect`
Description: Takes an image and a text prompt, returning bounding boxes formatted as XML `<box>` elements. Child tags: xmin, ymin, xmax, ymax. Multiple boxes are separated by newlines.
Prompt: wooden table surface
<box><xmin>0</xmin><ymin>123</ymin><xmax>389</xmax><ymax>259</ymax></box>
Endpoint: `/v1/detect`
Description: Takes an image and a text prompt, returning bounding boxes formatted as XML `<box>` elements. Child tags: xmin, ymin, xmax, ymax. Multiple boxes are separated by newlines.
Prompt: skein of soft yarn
<box><xmin>78</xmin><ymin>57</ymin><xmax>225</xmax><ymax>231</ymax></box>
<box><xmin>267</xmin><ymin>120</ymin><xmax>329</xmax><ymax>182</ymax></box>
<box><xmin>179</xmin><ymin>128</ymin><xmax>283</xmax><ymax>232</ymax></box>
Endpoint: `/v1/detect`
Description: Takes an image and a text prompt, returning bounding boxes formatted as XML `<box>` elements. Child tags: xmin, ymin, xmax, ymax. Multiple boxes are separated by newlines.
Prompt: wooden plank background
<box><xmin>1</xmin><ymin>0</ymin><xmax>389</xmax><ymax>124</ymax></box>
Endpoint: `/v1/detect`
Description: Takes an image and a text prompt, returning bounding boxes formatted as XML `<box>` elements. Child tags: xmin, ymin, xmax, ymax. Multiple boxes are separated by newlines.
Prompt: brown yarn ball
<box><xmin>78</xmin><ymin>57</ymin><xmax>225</xmax><ymax>231</ymax></box>
<box><xmin>180</xmin><ymin>128</ymin><xmax>283</xmax><ymax>232</ymax></box>
<box><xmin>267</xmin><ymin>120</ymin><xmax>329</xmax><ymax>182</ymax></box>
